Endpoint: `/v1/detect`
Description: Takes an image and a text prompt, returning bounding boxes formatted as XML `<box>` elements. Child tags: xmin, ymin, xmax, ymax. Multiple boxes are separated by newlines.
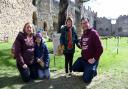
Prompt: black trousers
<box><xmin>17</xmin><ymin>64</ymin><xmax>38</xmax><ymax>82</ymax></box>
<box><xmin>64</xmin><ymin>53</ymin><xmax>74</xmax><ymax>73</ymax></box>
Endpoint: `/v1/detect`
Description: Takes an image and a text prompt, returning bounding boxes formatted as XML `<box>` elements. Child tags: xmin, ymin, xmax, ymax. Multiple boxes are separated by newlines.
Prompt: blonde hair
<box><xmin>65</xmin><ymin>17</ymin><xmax>73</xmax><ymax>25</ymax></box>
<box><xmin>23</xmin><ymin>22</ymin><xmax>35</xmax><ymax>35</ymax></box>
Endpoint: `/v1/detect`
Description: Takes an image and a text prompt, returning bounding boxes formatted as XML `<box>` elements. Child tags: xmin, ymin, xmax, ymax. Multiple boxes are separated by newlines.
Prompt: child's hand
<box><xmin>60</xmin><ymin>44</ymin><xmax>64</xmax><ymax>49</ymax></box>
<box><xmin>37</xmin><ymin>58</ymin><xmax>44</xmax><ymax>67</ymax></box>
<box><xmin>40</xmin><ymin>60</ymin><xmax>44</xmax><ymax>67</ymax></box>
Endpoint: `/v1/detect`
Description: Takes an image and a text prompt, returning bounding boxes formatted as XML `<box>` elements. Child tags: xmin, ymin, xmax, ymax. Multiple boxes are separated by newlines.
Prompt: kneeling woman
<box><xmin>15</xmin><ymin>22</ymin><xmax>37</xmax><ymax>82</ymax></box>
<box><xmin>34</xmin><ymin>32</ymin><xmax>50</xmax><ymax>79</ymax></box>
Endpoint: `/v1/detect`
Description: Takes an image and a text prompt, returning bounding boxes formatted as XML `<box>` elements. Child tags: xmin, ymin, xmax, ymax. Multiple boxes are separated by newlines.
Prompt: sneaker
<box><xmin>94</xmin><ymin>71</ymin><xmax>97</xmax><ymax>77</ymax></box>
<box><xmin>65</xmin><ymin>73</ymin><xmax>70</xmax><ymax>78</ymax></box>
<box><xmin>45</xmin><ymin>76</ymin><xmax>50</xmax><ymax>80</ymax></box>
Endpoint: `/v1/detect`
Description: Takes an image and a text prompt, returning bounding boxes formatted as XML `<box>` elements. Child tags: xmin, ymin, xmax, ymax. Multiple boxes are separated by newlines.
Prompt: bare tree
<box><xmin>58</xmin><ymin>0</ymin><xmax>69</xmax><ymax>33</ymax></box>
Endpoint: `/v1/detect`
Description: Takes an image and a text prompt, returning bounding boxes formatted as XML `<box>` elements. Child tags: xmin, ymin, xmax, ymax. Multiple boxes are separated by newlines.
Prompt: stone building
<box><xmin>51</xmin><ymin>0</ymin><xmax>59</xmax><ymax>31</ymax></box>
<box><xmin>0</xmin><ymin>0</ymin><xmax>100</xmax><ymax>40</ymax></box>
<box><xmin>96</xmin><ymin>15</ymin><xmax>128</xmax><ymax>37</ymax></box>
<box><xmin>116</xmin><ymin>15</ymin><xmax>128</xmax><ymax>36</ymax></box>
<box><xmin>81</xmin><ymin>6</ymin><xmax>97</xmax><ymax>29</ymax></box>
<box><xmin>111</xmin><ymin>23</ymin><xmax>117</xmax><ymax>36</ymax></box>
<box><xmin>0</xmin><ymin>0</ymin><xmax>36</xmax><ymax>40</ymax></box>
<box><xmin>96</xmin><ymin>17</ymin><xmax>112</xmax><ymax>36</ymax></box>
<box><xmin>35</xmin><ymin>0</ymin><xmax>76</xmax><ymax>35</ymax></box>
<box><xmin>35</xmin><ymin>0</ymin><xmax>54</xmax><ymax>32</ymax></box>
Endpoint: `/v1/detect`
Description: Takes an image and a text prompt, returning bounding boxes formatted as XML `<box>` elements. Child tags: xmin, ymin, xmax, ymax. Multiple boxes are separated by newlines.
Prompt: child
<box><xmin>60</xmin><ymin>17</ymin><xmax>80</xmax><ymax>77</ymax></box>
<box><xmin>34</xmin><ymin>32</ymin><xmax>50</xmax><ymax>79</ymax></box>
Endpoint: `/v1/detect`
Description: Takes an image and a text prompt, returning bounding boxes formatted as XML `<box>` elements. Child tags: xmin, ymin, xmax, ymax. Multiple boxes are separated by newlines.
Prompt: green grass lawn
<box><xmin>0</xmin><ymin>37</ymin><xmax>128</xmax><ymax>89</ymax></box>
<box><xmin>0</xmin><ymin>37</ymin><xmax>128</xmax><ymax>73</ymax></box>
<box><xmin>99</xmin><ymin>37</ymin><xmax>128</xmax><ymax>72</ymax></box>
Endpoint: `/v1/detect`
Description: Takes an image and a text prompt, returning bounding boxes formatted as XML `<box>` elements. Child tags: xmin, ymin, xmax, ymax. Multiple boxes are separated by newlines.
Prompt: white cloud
<box><xmin>84</xmin><ymin>0</ymin><xmax>128</xmax><ymax>19</ymax></box>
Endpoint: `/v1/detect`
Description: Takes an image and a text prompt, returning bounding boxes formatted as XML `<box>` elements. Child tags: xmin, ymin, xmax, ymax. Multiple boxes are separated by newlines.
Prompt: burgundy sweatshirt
<box><xmin>80</xmin><ymin>28</ymin><xmax>103</xmax><ymax>60</ymax></box>
<box><xmin>15</xmin><ymin>32</ymin><xmax>35</xmax><ymax>67</ymax></box>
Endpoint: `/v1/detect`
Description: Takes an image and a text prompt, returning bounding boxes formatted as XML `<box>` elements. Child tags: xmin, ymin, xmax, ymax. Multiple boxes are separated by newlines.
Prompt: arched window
<box><xmin>106</xmin><ymin>28</ymin><xmax>109</xmax><ymax>31</ymax></box>
<box><xmin>118</xmin><ymin>27</ymin><xmax>122</xmax><ymax>32</ymax></box>
<box><xmin>43</xmin><ymin>21</ymin><xmax>47</xmax><ymax>31</ymax></box>
<box><xmin>32</xmin><ymin>0</ymin><xmax>37</xmax><ymax>6</ymax></box>
<box><xmin>99</xmin><ymin>28</ymin><xmax>103</xmax><ymax>31</ymax></box>
<box><xmin>32</xmin><ymin>12</ymin><xmax>37</xmax><ymax>25</ymax></box>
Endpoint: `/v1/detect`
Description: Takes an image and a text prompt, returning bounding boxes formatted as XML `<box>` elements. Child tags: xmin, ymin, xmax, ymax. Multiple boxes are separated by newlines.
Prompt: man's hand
<box><xmin>77</xmin><ymin>42</ymin><xmax>81</xmax><ymax>49</ymax></box>
<box><xmin>22</xmin><ymin>64</ymin><xmax>28</xmax><ymax>69</ymax></box>
<box><xmin>88</xmin><ymin>58</ymin><xmax>96</xmax><ymax>64</ymax></box>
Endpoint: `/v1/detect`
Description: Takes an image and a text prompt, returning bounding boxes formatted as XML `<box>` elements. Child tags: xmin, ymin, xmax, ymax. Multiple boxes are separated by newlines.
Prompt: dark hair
<box><xmin>81</xmin><ymin>17</ymin><xmax>89</xmax><ymax>22</ymax></box>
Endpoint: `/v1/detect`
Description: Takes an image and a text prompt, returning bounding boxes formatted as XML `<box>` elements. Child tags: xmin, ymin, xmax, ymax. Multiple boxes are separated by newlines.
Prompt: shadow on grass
<box><xmin>0</xmin><ymin>74</ymin><xmax>87</xmax><ymax>89</ymax></box>
<box><xmin>0</xmin><ymin>70</ymin><xmax>88</xmax><ymax>89</ymax></box>
<box><xmin>0</xmin><ymin>75</ymin><xmax>24</xmax><ymax>88</ymax></box>
<box><xmin>20</xmin><ymin>75</ymin><xmax>87</xmax><ymax>89</ymax></box>
<box><xmin>0</xmin><ymin>49</ymin><xmax>16</xmax><ymax>67</ymax></box>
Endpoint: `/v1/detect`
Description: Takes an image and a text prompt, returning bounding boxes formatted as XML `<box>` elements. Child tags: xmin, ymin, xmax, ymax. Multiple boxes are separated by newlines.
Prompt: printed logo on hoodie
<box><xmin>82</xmin><ymin>38</ymin><xmax>89</xmax><ymax>50</ymax></box>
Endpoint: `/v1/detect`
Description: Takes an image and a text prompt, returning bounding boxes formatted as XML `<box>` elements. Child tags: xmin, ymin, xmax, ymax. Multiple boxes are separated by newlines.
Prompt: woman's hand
<box><xmin>37</xmin><ymin>58</ymin><xmax>41</xmax><ymax>63</ymax></box>
<box><xmin>22</xmin><ymin>64</ymin><xmax>28</xmax><ymax>69</ymax></box>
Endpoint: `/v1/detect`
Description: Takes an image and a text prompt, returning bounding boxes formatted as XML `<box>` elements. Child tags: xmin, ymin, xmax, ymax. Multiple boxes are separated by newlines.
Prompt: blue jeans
<box><xmin>72</xmin><ymin>57</ymin><xmax>98</xmax><ymax>83</ymax></box>
<box><xmin>38</xmin><ymin>68</ymin><xmax>50</xmax><ymax>79</ymax></box>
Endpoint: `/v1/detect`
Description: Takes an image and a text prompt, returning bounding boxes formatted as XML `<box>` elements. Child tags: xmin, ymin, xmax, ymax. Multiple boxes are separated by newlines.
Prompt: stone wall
<box><xmin>0</xmin><ymin>0</ymin><xmax>36</xmax><ymax>40</ymax></box>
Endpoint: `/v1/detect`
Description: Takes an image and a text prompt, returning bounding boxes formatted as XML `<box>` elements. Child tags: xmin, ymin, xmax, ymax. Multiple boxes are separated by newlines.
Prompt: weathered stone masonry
<box><xmin>0</xmin><ymin>0</ymin><xmax>36</xmax><ymax>40</ymax></box>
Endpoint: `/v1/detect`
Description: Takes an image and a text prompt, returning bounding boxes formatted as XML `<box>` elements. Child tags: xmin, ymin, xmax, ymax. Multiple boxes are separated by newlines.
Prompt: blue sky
<box><xmin>84</xmin><ymin>0</ymin><xmax>128</xmax><ymax>19</ymax></box>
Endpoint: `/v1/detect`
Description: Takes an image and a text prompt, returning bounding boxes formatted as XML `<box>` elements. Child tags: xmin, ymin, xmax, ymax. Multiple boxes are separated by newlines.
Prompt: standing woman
<box><xmin>14</xmin><ymin>22</ymin><xmax>37</xmax><ymax>82</ymax></box>
<box><xmin>60</xmin><ymin>17</ymin><xmax>80</xmax><ymax>77</ymax></box>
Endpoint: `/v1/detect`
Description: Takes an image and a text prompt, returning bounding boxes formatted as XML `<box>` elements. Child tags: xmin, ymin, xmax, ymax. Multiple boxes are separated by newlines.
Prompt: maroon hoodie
<box><xmin>15</xmin><ymin>32</ymin><xmax>35</xmax><ymax>67</ymax></box>
<box><xmin>80</xmin><ymin>28</ymin><xmax>103</xmax><ymax>60</ymax></box>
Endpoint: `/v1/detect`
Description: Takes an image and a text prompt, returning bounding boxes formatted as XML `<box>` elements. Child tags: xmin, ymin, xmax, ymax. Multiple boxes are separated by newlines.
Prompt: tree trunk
<box><xmin>75</xmin><ymin>0</ymin><xmax>90</xmax><ymax>37</ymax></box>
<box><xmin>58</xmin><ymin>0</ymin><xmax>69</xmax><ymax>33</ymax></box>
<box><xmin>75</xmin><ymin>0</ymin><xmax>82</xmax><ymax>37</ymax></box>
